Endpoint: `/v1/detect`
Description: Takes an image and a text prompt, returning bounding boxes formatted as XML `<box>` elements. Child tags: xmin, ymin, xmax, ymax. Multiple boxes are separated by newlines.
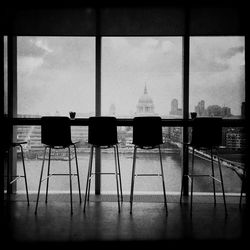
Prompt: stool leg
<box><xmin>239</xmin><ymin>170</ymin><xmax>246</xmax><ymax>208</ymax></box>
<box><xmin>211</xmin><ymin>148</ymin><xmax>216</xmax><ymax>206</ymax></box>
<box><xmin>216</xmin><ymin>149</ymin><xmax>227</xmax><ymax>216</ymax></box>
<box><xmin>83</xmin><ymin>145</ymin><xmax>94</xmax><ymax>212</ymax></box>
<box><xmin>116</xmin><ymin>145</ymin><xmax>123</xmax><ymax>202</ymax></box>
<box><xmin>35</xmin><ymin>147</ymin><xmax>47</xmax><ymax>214</ymax></box>
<box><xmin>159</xmin><ymin>146</ymin><xmax>168</xmax><ymax>215</ymax></box>
<box><xmin>180</xmin><ymin>167</ymin><xmax>184</xmax><ymax>203</ymax></box>
<box><xmin>74</xmin><ymin>144</ymin><xmax>82</xmax><ymax>203</ymax></box>
<box><xmin>239</xmin><ymin>177</ymin><xmax>244</xmax><ymax>208</ymax></box>
<box><xmin>7</xmin><ymin>148</ymin><xmax>11</xmax><ymax>203</ymax></box>
<box><xmin>45</xmin><ymin>147</ymin><xmax>51</xmax><ymax>204</ymax></box>
<box><xmin>180</xmin><ymin>144</ymin><xmax>188</xmax><ymax>203</ymax></box>
<box><xmin>20</xmin><ymin>145</ymin><xmax>29</xmax><ymax>206</ymax></box>
<box><xmin>87</xmin><ymin>147</ymin><xmax>94</xmax><ymax>201</ymax></box>
<box><xmin>68</xmin><ymin>147</ymin><xmax>73</xmax><ymax>215</ymax></box>
<box><xmin>190</xmin><ymin>147</ymin><xmax>195</xmax><ymax>216</ymax></box>
<box><xmin>130</xmin><ymin>146</ymin><xmax>137</xmax><ymax>214</ymax></box>
<box><xmin>114</xmin><ymin>146</ymin><xmax>121</xmax><ymax>212</ymax></box>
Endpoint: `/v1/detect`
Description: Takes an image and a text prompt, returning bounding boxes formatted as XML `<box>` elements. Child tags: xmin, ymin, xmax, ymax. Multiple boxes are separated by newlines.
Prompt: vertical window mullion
<box><xmin>95</xmin><ymin>8</ymin><xmax>101</xmax><ymax>195</ymax></box>
<box><xmin>0</xmin><ymin>35</ymin><xmax>4</xmax><ymax>202</ymax></box>
<box><xmin>182</xmin><ymin>7</ymin><xmax>190</xmax><ymax>196</ymax></box>
<box><xmin>7</xmin><ymin>35</ymin><xmax>17</xmax><ymax>194</ymax></box>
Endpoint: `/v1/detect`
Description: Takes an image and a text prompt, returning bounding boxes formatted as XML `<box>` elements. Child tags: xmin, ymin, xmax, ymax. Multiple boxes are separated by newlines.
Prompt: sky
<box><xmin>12</xmin><ymin>36</ymin><xmax>245</xmax><ymax>117</ymax></box>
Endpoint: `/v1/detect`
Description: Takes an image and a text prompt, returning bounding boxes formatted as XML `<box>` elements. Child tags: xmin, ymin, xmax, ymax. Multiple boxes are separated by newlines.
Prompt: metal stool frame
<box><xmin>35</xmin><ymin>116</ymin><xmax>81</xmax><ymax>215</ymax></box>
<box><xmin>180</xmin><ymin>117</ymin><xmax>227</xmax><ymax>216</ymax></box>
<box><xmin>83</xmin><ymin>116</ymin><xmax>123</xmax><ymax>213</ymax></box>
<box><xmin>129</xmin><ymin>116</ymin><xmax>168</xmax><ymax>215</ymax></box>
<box><xmin>5</xmin><ymin>142</ymin><xmax>29</xmax><ymax>205</ymax></box>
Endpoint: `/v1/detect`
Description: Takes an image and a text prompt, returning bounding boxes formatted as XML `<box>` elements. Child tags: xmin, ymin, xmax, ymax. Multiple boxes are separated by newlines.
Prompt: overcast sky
<box><xmin>14</xmin><ymin>36</ymin><xmax>245</xmax><ymax>117</ymax></box>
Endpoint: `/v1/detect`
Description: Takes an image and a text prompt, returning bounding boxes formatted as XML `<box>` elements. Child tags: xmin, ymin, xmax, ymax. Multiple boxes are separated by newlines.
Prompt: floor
<box><xmin>2</xmin><ymin>193</ymin><xmax>248</xmax><ymax>249</ymax></box>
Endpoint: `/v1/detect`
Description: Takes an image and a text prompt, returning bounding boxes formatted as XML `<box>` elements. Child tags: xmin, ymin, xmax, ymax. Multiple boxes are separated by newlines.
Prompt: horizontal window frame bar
<box><xmin>10</xmin><ymin>117</ymin><xmax>247</xmax><ymax>127</ymax></box>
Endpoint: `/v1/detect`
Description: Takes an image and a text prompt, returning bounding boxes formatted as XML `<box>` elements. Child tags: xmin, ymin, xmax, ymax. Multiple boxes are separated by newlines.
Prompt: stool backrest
<box><xmin>191</xmin><ymin>117</ymin><xmax>222</xmax><ymax>147</ymax></box>
<box><xmin>88</xmin><ymin>116</ymin><xmax>118</xmax><ymax>146</ymax></box>
<box><xmin>133</xmin><ymin>116</ymin><xmax>163</xmax><ymax>147</ymax></box>
<box><xmin>41</xmin><ymin>116</ymin><xmax>72</xmax><ymax>147</ymax></box>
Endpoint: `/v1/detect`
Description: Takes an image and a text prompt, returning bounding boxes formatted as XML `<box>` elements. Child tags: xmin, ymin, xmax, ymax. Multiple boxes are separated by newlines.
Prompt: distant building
<box><xmin>195</xmin><ymin>100</ymin><xmax>207</xmax><ymax>116</ymax></box>
<box><xmin>194</xmin><ymin>100</ymin><xmax>232</xmax><ymax>117</ymax></box>
<box><xmin>169</xmin><ymin>98</ymin><xmax>182</xmax><ymax>116</ymax></box>
<box><xmin>221</xmin><ymin>106</ymin><xmax>232</xmax><ymax>117</ymax></box>
<box><xmin>225</xmin><ymin>128</ymin><xmax>247</xmax><ymax>151</ymax></box>
<box><xmin>136</xmin><ymin>85</ymin><xmax>156</xmax><ymax>116</ymax></box>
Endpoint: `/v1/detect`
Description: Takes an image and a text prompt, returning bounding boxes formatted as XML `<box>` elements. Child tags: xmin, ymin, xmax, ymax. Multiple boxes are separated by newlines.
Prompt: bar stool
<box><xmin>83</xmin><ymin>116</ymin><xmax>123</xmax><ymax>213</ymax></box>
<box><xmin>130</xmin><ymin>116</ymin><xmax>168</xmax><ymax>214</ymax></box>
<box><xmin>3</xmin><ymin>118</ymin><xmax>29</xmax><ymax>205</ymax></box>
<box><xmin>35</xmin><ymin>116</ymin><xmax>81</xmax><ymax>215</ymax></box>
<box><xmin>180</xmin><ymin>117</ymin><xmax>227</xmax><ymax>216</ymax></box>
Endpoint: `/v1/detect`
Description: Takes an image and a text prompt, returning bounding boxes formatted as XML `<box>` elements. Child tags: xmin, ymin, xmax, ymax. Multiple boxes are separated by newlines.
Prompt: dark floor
<box><xmin>2</xmin><ymin>193</ymin><xmax>249</xmax><ymax>249</ymax></box>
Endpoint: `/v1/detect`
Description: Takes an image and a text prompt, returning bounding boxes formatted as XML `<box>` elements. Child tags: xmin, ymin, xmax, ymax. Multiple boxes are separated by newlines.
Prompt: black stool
<box><xmin>35</xmin><ymin>116</ymin><xmax>81</xmax><ymax>214</ymax></box>
<box><xmin>5</xmin><ymin>143</ymin><xmax>29</xmax><ymax>205</ymax></box>
<box><xmin>3</xmin><ymin>119</ymin><xmax>29</xmax><ymax>205</ymax></box>
<box><xmin>180</xmin><ymin>117</ymin><xmax>227</xmax><ymax>216</ymax></box>
<box><xmin>130</xmin><ymin>116</ymin><xmax>168</xmax><ymax>214</ymax></box>
<box><xmin>83</xmin><ymin>116</ymin><xmax>123</xmax><ymax>213</ymax></box>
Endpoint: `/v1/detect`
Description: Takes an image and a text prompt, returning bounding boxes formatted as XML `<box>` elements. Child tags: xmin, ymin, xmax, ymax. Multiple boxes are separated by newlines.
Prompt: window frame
<box><xmin>2</xmin><ymin>6</ymin><xmax>247</xmax><ymax>196</ymax></box>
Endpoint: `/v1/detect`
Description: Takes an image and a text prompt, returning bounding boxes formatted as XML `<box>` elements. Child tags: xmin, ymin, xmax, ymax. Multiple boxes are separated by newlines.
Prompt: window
<box><xmin>102</xmin><ymin>37</ymin><xmax>183</xmax><ymax>118</ymax></box>
<box><xmin>190</xmin><ymin>36</ymin><xmax>245</xmax><ymax>118</ymax></box>
<box><xmin>189</xmin><ymin>36</ymin><xmax>245</xmax><ymax>193</ymax></box>
<box><xmin>11</xmin><ymin>36</ymin><xmax>246</xmax><ymax>195</ymax></box>
<box><xmin>15</xmin><ymin>37</ymin><xmax>95</xmax><ymax>192</ymax></box>
<box><xmin>101</xmin><ymin>37</ymin><xmax>183</xmax><ymax>193</ymax></box>
<box><xmin>17</xmin><ymin>37</ymin><xmax>95</xmax><ymax>118</ymax></box>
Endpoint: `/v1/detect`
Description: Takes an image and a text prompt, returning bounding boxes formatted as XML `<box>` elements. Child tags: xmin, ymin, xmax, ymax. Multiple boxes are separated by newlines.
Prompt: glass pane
<box><xmin>102</xmin><ymin>37</ymin><xmax>183</xmax><ymax>118</ymax></box>
<box><xmin>189</xmin><ymin>36</ymin><xmax>246</xmax><ymax>194</ymax></box>
<box><xmin>17</xmin><ymin>37</ymin><xmax>95</xmax><ymax>117</ymax></box>
<box><xmin>190</xmin><ymin>36</ymin><xmax>245</xmax><ymax>118</ymax></box>
<box><xmin>101</xmin><ymin>37</ymin><xmax>183</xmax><ymax>195</ymax></box>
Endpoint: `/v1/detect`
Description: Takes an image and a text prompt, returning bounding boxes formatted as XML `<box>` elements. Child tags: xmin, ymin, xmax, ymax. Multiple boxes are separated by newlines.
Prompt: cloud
<box><xmin>35</xmin><ymin>39</ymin><xmax>53</xmax><ymax>53</ymax></box>
<box><xmin>18</xmin><ymin>37</ymin><xmax>50</xmax><ymax>57</ymax></box>
<box><xmin>221</xmin><ymin>46</ymin><xmax>244</xmax><ymax>59</ymax></box>
<box><xmin>18</xmin><ymin>56</ymin><xmax>44</xmax><ymax>76</ymax></box>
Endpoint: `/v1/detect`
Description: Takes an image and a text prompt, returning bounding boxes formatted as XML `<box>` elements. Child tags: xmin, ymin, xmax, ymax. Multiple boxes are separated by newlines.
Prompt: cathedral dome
<box><xmin>136</xmin><ymin>85</ymin><xmax>155</xmax><ymax>115</ymax></box>
<box><xmin>138</xmin><ymin>91</ymin><xmax>154</xmax><ymax>105</ymax></box>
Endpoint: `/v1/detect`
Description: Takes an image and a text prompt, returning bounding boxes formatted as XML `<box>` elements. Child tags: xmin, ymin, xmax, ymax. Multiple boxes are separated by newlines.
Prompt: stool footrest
<box><xmin>134</xmin><ymin>173</ymin><xmax>162</xmax><ymax>177</ymax></box>
<box><xmin>9</xmin><ymin>176</ymin><xmax>24</xmax><ymax>184</ymax></box>
<box><xmin>41</xmin><ymin>173</ymin><xmax>79</xmax><ymax>182</ymax></box>
<box><xmin>185</xmin><ymin>174</ymin><xmax>221</xmax><ymax>183</ymax></box>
